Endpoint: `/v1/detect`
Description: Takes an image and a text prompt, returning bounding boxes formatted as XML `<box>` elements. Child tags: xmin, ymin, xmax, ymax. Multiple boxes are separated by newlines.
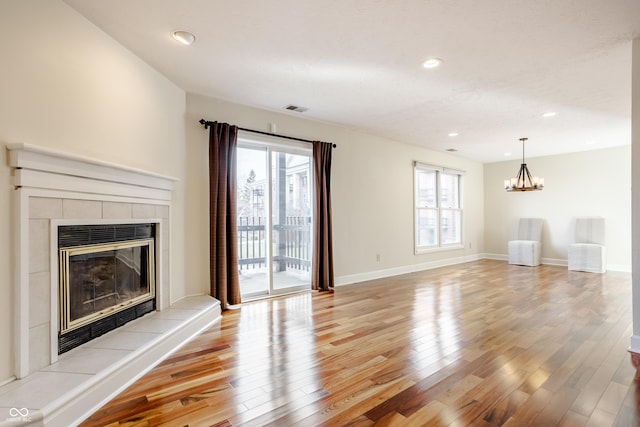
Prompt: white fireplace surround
<box><xmin>10</xmin><ymin>142</ymin><xmax>180</xmax><ymax>377</ymax></box>
<box><xmin>3</xmin><ymin>143</ymin><xmax>221</xmax><ymax>426</ymax></box>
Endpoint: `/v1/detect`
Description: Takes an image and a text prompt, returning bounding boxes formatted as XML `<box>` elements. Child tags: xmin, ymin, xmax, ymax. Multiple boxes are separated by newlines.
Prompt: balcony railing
<box><xmin>238</xmin><ymin>216</ymin><xmax>311</xmax><ymax>272</ymax></box>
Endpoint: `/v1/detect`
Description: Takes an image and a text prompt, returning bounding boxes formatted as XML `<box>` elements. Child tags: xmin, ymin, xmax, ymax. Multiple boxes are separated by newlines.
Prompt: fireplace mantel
<box><xmin>8</xmin><ymin>142</ymin><xmax>177</xmax><ymax>200</ymax></box>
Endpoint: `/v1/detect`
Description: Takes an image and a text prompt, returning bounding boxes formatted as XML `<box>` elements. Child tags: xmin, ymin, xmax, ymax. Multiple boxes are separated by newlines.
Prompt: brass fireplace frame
<box><xmin>59</xmin><ymin>238</ymin><xmax>155</xmax><ymax>334</ymax></box>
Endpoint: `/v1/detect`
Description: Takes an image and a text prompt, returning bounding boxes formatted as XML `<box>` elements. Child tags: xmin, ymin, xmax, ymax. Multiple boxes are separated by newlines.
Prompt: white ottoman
<box><xmin>508</xmin><ymin>240</ymin><xmax>541</xmax><ymax>266</ymax></box>
<box><xmin>568</xmin><ymin>243</ymin><xmax>605</xmax><ymax>273</ymax></box>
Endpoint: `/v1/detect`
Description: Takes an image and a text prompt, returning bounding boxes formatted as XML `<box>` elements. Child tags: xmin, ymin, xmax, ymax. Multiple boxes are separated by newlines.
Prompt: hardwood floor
<box><xmin>79</xmin><ymin>260</ymin><xmax>639</xmax><ymax>426</ymax></box>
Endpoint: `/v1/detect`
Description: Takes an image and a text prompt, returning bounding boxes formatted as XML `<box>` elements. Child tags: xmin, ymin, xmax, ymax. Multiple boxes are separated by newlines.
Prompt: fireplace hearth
<box><xmin>58</xmin><ymin>223</ymin><xmax>156</xmax><ymax>353</ymax></box>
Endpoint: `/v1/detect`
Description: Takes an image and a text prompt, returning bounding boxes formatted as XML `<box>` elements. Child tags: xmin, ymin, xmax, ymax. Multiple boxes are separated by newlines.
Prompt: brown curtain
<box><xmin>312</xmin><ymin>141</ymin><xmax>335</xmax><ymax>291</ymax></box>
<box><xmin>209</xmin><ymin>122</ymin><xmax>241</xmax><ymax>309</ymax></box>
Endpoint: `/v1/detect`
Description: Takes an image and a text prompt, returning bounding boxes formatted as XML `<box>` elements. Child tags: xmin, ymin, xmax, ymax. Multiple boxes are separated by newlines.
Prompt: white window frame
<box><xmin>414</xmin><ymin>161</ymin><xmax>464</xmax><ymax>253</ymax></box>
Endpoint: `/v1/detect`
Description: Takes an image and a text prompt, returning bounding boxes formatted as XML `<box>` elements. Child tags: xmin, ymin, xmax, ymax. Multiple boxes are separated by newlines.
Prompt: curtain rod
<box><xmin>199</xmin><ymin>119</ymin><xmax>336</xmax><ymax>148</ymax></box>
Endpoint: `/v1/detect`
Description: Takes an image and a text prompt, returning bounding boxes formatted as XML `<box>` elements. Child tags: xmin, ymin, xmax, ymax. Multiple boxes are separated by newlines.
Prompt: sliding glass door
<box><xmin>271</xmin><ymin>151</ymin><xmax>312</xmax><ymax>290</ymax></box>
<box><xmin>237</xmin><ymin>141</ymin><xmax>312</xmax><ymax>299</ymax></box>
<box><xmin>237</xmin><ymin>147</ymin><xmax>269</xmax><ymax>296</ymax></box>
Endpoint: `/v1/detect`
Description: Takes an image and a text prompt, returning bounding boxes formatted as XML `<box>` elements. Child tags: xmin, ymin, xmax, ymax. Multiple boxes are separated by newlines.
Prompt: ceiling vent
<box><xmin>284</xmin><ymin>105</ymin><xmax>308</xmax><ymax>113</ymax></box>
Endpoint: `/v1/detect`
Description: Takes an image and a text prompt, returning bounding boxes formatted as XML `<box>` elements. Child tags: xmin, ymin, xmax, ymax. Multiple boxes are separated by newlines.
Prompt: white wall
<box><xmin>484</xmin><ymin>146</ymin><xmax>631</xmax><ymax>270</ymax></box>
<box><xmin>0</xmin><ymin>1</ymin><xmax>187</xmax><ymax>383</ymax></box>
<box><xmin>185</xmin><ymin>94</ymin><xmax>485</xmax><ymax>293</ymax></box>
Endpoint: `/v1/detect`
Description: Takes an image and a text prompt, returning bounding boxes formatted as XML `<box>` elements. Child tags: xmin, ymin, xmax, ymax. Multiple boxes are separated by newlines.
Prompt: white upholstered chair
<box><xmin>568</xmin><ymin>217</ymin><xmax>605</xmax><ymax>273</ymax></box>
<box><xmin>508</xmin><ymin>218</ymin><xmax>544</xmax><ymax>266</ymax></box>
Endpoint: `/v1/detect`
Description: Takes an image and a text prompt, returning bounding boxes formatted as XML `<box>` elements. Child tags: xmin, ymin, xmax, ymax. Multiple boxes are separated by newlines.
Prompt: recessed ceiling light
<box><xmin>446</xmin><ymin>148</ymin><xmax>457</xmax><ymax>152</ymax></box>
<box><xmin>504</xmin><ymin>152</ymin><xmax>512</xmax><ymax>157</ymax></box>
<box><xmin>172</xmin><ymin>30</ymin><xmax>196</xmax><ymax>45</ymax></box>
<box><xmin>448</xmin><ymin>132</ymin><xmax>459</xmax><ymax>137</ymax></box>
<box><xmin>422</xmin><ymin>58</ymin><xmax>443</xmax><ymax>69</ymax></box>
<box><xmin>542</xmin><ymin>112</ymin><xmax>557</xmax><ymax>118</ymax></box>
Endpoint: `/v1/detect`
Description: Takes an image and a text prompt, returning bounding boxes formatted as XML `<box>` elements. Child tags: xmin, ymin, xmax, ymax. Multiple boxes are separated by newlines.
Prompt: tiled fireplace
<box><xmin>2</xmin><ymin>143</ymin><xmax>221</xmax><ymax>427</ymax></box>
<box><xmin>9</xmin><ymin>144</ymin><xmax>173</xmax><ymax>377</ymax></box>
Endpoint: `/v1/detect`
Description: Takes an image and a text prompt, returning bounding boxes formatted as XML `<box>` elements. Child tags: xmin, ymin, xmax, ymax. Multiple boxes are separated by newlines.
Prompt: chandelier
<box><xmin>504</xmin><ymin>138</ymin><xmax>544</xmax><ymax>192</ymax></box>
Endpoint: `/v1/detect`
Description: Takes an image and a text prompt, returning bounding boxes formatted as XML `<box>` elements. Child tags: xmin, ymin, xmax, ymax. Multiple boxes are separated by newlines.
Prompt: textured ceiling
<box><xmin>64</xmin><ymin>0</ymin><xmax>640</xmax><ymax>163</ymax></box>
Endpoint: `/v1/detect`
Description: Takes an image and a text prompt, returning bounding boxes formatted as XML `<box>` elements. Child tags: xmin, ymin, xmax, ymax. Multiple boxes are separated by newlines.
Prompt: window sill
<box><xmin>415</xmin><ymin>244</ymin><xmax>465</xmax><ymax>255</ymax></box>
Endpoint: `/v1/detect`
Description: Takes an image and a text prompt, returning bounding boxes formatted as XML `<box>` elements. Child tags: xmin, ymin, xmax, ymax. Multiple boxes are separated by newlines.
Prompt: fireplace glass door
<box><xmin>59</xmin><ymin>238</ymin><xmax>155</xmax><ymax>333</ymax></box>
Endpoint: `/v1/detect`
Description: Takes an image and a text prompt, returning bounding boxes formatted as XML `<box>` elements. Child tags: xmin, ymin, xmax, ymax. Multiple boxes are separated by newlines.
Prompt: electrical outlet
<box><xmin>376</xmin><ymin>254</ymin><xmax>381</xmax><ymax>262</ymax></box>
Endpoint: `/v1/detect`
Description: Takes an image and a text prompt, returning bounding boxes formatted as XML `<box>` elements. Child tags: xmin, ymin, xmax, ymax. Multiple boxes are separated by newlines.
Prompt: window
<box><xmin>414</xmin><ymin>162</ymin><xmax>464</xmax><ymax>252</ymax></box>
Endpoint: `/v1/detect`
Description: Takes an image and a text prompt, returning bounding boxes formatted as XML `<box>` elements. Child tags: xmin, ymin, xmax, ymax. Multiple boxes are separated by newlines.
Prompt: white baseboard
<box><xmin>483</xmin><ymin>253</ymin><xmax>566</xmax><ymax>266</ymax></box>
<box><xmin>481</xmin><ymin>253</ymin><xmax>630</xmax><ymax>272</ymax></box>
<box><xmin>335</xmin><ymin>254</ymin><xmax>482</xmax><ymax>286</ymax></box>
<box><xmin>542</xmin><ymin>257</ymin><xmax>567</xmax><ymax>266</ymax></box>
<box><xmin>482</xmin><ymin>253</ymin><xmax>506</xmax><ymax>261</ymax></box>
